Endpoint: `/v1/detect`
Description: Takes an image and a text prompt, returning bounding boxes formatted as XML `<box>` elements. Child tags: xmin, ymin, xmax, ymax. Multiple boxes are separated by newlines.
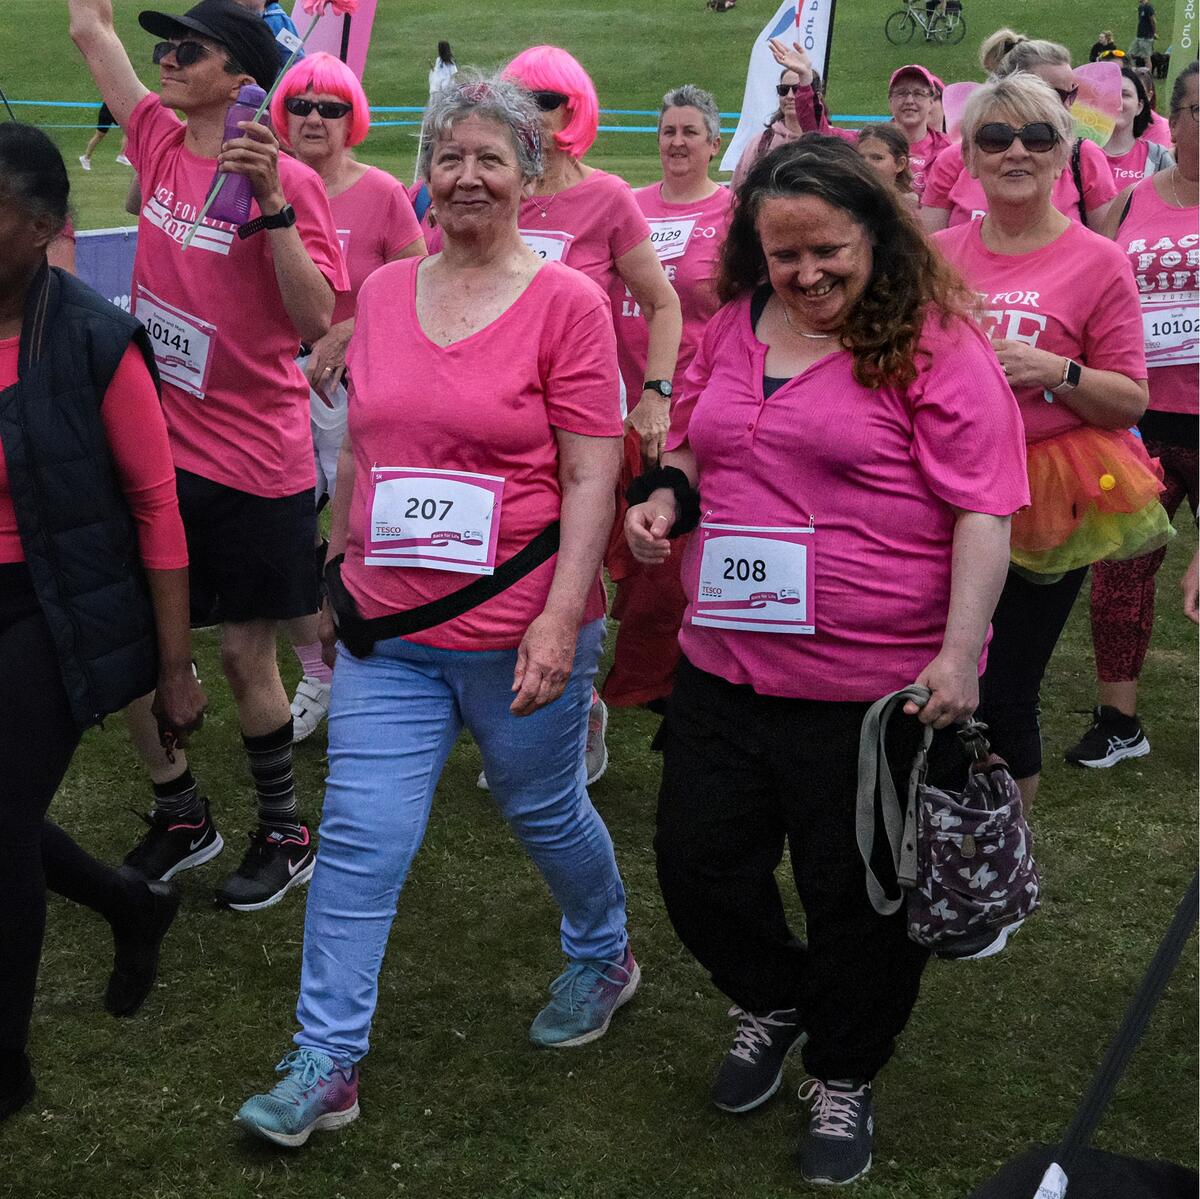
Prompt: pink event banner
<box><xmin>289</xmin><ymin>0</ymin><xmax>379</xmax><ymax>79</ymax></box>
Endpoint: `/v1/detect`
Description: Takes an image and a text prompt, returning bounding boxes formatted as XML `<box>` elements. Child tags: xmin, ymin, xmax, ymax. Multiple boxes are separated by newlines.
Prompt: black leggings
<box><xmin>0</xmin><ymin>565</ymin><xmax>144</xmax><ymax>1089</ymax></box>
<box><xmin>975</xmin><ymin>565</ymin><xmax>1089</xmax><ymax>780</ymax></box>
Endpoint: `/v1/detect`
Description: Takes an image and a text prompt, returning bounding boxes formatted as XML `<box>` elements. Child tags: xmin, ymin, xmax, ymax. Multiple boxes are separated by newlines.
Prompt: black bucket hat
<box><xmin>139</xmin><ymin>0</ymin><xmax>280</xmax><ymax>91</ymax></box>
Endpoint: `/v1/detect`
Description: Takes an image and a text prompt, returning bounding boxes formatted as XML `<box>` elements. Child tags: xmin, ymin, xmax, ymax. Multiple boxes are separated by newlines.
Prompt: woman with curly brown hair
<box><xmin>623</xmin><ymin>136</ymin><xmax>1028</xmax><ymax>1186</ymax></box>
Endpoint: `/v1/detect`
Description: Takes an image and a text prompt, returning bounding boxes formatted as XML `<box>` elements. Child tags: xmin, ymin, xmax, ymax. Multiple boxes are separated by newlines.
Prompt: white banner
<box><xmin>719</xmin><ymin>0</ymin><xmax>837</xmax><ymax>175</ymax></box>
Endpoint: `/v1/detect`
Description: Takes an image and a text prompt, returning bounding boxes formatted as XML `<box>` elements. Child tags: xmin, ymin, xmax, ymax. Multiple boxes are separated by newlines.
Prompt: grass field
<box><xmin>2</xmin><ymin>1</ymin><xmax>1198</xmax><ymax>1197</ymax></box>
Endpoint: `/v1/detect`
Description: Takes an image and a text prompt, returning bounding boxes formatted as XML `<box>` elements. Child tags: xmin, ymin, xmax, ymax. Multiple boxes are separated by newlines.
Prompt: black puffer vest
<box><xmin>0</xmin><ymin>263</ymin><xmax>162</xmax><ymax>730</ymax></box>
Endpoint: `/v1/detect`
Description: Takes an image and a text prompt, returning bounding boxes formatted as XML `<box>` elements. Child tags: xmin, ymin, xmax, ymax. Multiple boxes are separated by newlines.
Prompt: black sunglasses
<box><xmin>152</xmin><ymin>39</ymin><xmax>214</xmax><ymax>68</ymax></box>
<box><xmin>531</xmin><ymin>90</ymin><xmax>569</xmax><ymax>112</ymax></box>
<box><xmin>776</xmin><ymin>82</ymin><xmax>802</xmax><ymax>96</ymax></box>
<box><xmin>974</xmin><ymin>121</ymin><xmax>1060</xmax><ymax>155</ymax></box>
<box><xmin>284</xmin><ymin>97</ymin><xmax>354</xmax><ymax>120</ymax></box>
<box><xmin>1053</xmin><ymin>85</ymin><xmax>1079</xmax><ymax>106</ymax></box>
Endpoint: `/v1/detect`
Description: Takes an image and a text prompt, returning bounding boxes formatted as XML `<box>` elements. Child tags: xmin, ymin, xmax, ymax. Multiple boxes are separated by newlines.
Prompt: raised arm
<box><xmin>68</xmin><ymin>0</ymin><xmax>150</xmax><ymax>128</ymax></box>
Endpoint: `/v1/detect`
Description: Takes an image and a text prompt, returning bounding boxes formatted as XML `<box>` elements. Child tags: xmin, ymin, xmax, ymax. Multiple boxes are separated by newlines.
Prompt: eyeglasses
<box><xmin>974</xmin><ymin>121</ymin><xmax>1060</xmax><ymax>154</ymax></box>
<box><xmin>1176</xmin><ymin>103</ymin><xmax>1200</xmax><ymax>120</ymax></box>
<box><xmin>776</xmin><ymin>83</ymin><xmax>802</xmax><ymax>96</ymax></box>
<box><xmin>890</xmin><ymin>87</ymin><xmax>933</xmax><ymax>100</ymax></box>
<box><xmin>1053</xmin><ymin>85</ymin><xmax>1079</xmax><ymax>107</ymax></box>
<box><xmin>152</xmin><ymin>40</ymin><xmax>214</xmax><ymax>68</ymax></box>
<box><xmin>531</xmin><ymin>91</ymin><xmax>569</xmax><ymax>112</ymax></box>
<box><xmin>284</xmin><ymin>97</ymin><xmax>353</xmax><ymax>120</ymax></box>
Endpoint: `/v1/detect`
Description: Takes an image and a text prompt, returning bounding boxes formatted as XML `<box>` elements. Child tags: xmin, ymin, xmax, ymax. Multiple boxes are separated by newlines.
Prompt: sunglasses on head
<box><xmin>152</xmin><ymin>39</ymin><xmax>214</xmax><ymax>68</ymax></box>
<box><xmin>284</xmin><ymin>97</ymin><xmax>353</xmax><ymax>120</ymax></box>
<box><xmin>1054</xmin><ymin>85</ymin><xmax>1079</xmax><ymax>106</ymax></box>
<box><xmin>776</xmin><ymin>82</ymin><xmax>801</xmax><ymax>96</ymax></box>
<box><xmin>974</xmin><ymin>121</ymin><xmax>1060</xmax><ymax>154</ymax></box>
<box><xmin>531</xmin><ymin>90</ymin><xmax>569</xmax><ymax>112</ymax></box>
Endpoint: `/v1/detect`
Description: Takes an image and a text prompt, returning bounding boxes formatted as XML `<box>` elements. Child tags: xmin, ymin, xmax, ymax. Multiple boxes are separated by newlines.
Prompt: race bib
<box><xmin>1141</xmin><ymin>293</ymin><xmax>1200</xmax><ymax>367</ymax></box>
<box><xmin>520</xmin><ymin>228</ymin><xmax>574</xmax><ymax>262</ymax></box>
<box><xmin>367</xmin><ymin>467</ymin><xmax>504</xmax><ymax>575</ymax></box>
<box><xmin>647</xmin><ymin>215</ymin><xmax>698</xmax><ymax>263</ymax></box>
<box><xmin>135</xmin><ymin>286</ymin><xmax>215</xmax><ymax>399</ymax></box>
<box><xmin>691</xmin><ymin>521</ymin><xmax>815</xmax><ymax>634</ymax></box>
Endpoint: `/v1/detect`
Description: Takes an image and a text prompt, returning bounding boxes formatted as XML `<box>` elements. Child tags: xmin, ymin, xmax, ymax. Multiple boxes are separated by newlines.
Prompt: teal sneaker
<box><xmin>529</xmin><ymin>945</ymin><xmax>640</xmax><ymax>1048</ymax></box>
<box><xmin>235</xmin><ymin>1048</ymin><xmax>359</xmax><ymax>1148</ymax></box>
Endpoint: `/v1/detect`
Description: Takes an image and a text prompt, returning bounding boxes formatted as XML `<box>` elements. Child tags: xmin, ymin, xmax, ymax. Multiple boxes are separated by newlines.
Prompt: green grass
<box><xmin>2</xmin><ymin>2</ymin><xmax>1197</xmax><ymax>1196</ymax></box>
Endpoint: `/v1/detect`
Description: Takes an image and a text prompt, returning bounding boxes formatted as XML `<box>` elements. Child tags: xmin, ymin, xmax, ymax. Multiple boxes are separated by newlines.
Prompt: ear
<box><xmin>30</xmin><ymin>212</ymin><xmax>58</xmax><ymax>256</ymax></box>
<box><xmin>226</xmin><ymin>72</ymin><xmax>256</xmax><ymax>103</ymax></box>
<box><xmin>520</xmin><ymin>176</ymin><xmax>537</xmax><ymax>200</ymax></box>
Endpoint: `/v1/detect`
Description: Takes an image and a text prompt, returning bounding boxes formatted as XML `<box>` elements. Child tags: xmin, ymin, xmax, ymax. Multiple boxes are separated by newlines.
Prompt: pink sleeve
<box><xmin>908</xmin><ymin>316</ymin><xmax>1030</xmax><ymax>515</ymax></box>
<box><xmin>101</xmin><ymin>345</ymin><xmax>188</xmax><ymax>570</ymax></box>
<box><xmin>124</xmin><ymin>93</ymin><xmax>180</xmax><ymax>182</ymax></box>
<box><xmin>793</xmin><ymin>86</ymin><xmax>855</xmax><ymax>142</ymax></box>
<box><xmin>542</xmin><ymin>283</ymin><xmax>624</xmax><ymax>438</ymax></box>
<box><xmin>1080</xmin><ymin>247</ymin><xmax>1149</xmax><ymax>380</ymax></box>
<box><xmin>283</xmin><ymin>163</ymin><xmax>351</xmax><ymax>295</ymax></box>
<box><xmin>609</xmin><ymin>180</ymin><xmax>653</xmax><ymax>262</ymax></box>
<box><xmin>1079</xmin><ymin>139</ymin><xmax>1118</xmax><ymax>211</ymax></box>
<box><xmin>382</xmin><ymin>180</ymin><xmax>425</xmax><ymax>259</ymax></box>
<box><xmin>921</xmin><ymin>143</ymin><xmax>961</xmax><ymax>210</ymax></box>
<box><xmin>666</xmin><ymin>302</ymin><xmax>732</xmax><ymax>452</ymax></box>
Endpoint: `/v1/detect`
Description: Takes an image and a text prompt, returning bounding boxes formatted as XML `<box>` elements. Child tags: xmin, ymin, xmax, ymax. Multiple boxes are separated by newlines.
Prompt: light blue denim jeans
<box><xmin>294</xmin><ymin>618</ymin><xmax>628</xmax><ymax>1062</ymax></box>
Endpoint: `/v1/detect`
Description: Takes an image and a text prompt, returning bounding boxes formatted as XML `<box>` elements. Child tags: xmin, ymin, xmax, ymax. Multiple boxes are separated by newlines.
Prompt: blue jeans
<box><xmin>294</xmin><ymin>618</ymin><xmax>627</xmax><ymax>1062</ymax></box>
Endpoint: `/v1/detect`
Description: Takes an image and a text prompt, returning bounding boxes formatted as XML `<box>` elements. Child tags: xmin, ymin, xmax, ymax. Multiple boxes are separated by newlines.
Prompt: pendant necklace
<box><xmin>529</xmin><ymin>191</ymin><xmax>556</xmax><ymax>220</ymax></box>
<box><xmin>783</xmin><ymin>306</ymin><xmax>834</xmax><ymax>340</ymax></box>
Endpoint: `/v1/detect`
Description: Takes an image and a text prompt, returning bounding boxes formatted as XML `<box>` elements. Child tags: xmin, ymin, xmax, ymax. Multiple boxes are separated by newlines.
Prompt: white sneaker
<box><xmin>476</xmin><ymin>769</ymin><xmax>490</xmax><ymax>791</ymax></box>
<box><xmin>585</xmin><ymin>694</ymin><xmax>608</xmax><ymax>785</ymax></box>
<box><xmin>290</xmin><ymin>676</ymin><xmax>331</xmax><ymax>742</ymax></box>
<box><xmin>79</xmin><ymin>155</ymin><xmax>92</xmax><ymax>171</ymax></box>
<box><xmin>115</xmin><ymin>153</ymin><xmax>132</xmax><ymax>166</ymax></box>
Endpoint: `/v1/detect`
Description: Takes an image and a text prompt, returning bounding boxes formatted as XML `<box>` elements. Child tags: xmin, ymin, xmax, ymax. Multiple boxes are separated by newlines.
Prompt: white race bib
<box><xmin>1141</xmin><ymin>292</ymin><xmax>1200</xmax><ymax>367</ymax></box>
<box><xmin>135</xmin><ymin>286</ymin><xmax>215</xmax><ymax>399</ymax></box>
<box><xmin>646</xmin><ymin>215</ymin><xmax>698</xmax><ymax>263</ymax></box>
<box><xmin>366</xmin><ymin>467</ymin><xmax>504</xmax><ymax>575</ymax></box>
<box><xmin>691</xmin><ymin>521</ymin><xmax>815</xmax><ymax>634</ymax></box>
<box><xmin>519</xmin><ymin>228</ymin><xmax>574</xmax><ymax>262</ymax></box>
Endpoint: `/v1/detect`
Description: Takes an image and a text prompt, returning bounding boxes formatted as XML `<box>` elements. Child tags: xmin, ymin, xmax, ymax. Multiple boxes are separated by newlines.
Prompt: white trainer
<box><xmin>290</xmin><ymin>676</ymin><xmax>331</xmax><ymax>742</ymax></box>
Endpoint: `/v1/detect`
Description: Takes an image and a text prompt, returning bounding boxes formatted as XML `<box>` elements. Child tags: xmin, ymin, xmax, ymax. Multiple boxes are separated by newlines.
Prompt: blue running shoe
<box><xmin>235</xmin><ymin>1048</ymin><xmax>359</xmax><ymax>1148</ymax></box>
<box><xmin>529</xmin><ymin>945</ymin><xmax>640</xmax><ymax>1048</ymax></box>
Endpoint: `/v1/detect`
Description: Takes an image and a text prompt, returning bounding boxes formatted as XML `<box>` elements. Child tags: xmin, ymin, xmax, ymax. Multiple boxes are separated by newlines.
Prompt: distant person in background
<box><xmin>1131</xmin><ymin>2</ymin><xmax>1157</xmax><ymax>67</ymax></box>
<box><xmin>856</xmin><ymin>123</ymin><xmax>919</xmax><ymax>208</ymax></box>
<box><xmin>1136</xmin><ymin>67</ymin><xmax>1173</xmax><ymax>147</ymax></box>
<box><xmin>979</xmin><ymin>26</ymin><xmax>1027</xmax><ymax>75</ymax></box>
<box><xmin>1103</xmin><ymin>67</ymin><xmax>1174</xmax><ymax>185</ymax></box>
<box><xmin>79</xmin><ymin>102</ymin><xmax>132</xmax><ymax>170</ymax></box>
<box><xmin>230</xmin><ymin>0</ymin><xmax>305</xmax><ymax>67</ymax></box>
<box><xmin>730</xmin><ymin>59</ymin><xmax>817</xmax><ymax>190</ymax></box>
<box><xmin>1090</xmin><ymin>30</ymin><xmax>1118</xmax><ymax>62</ymax></box>
<box><xmin>428</xmin><ymin>40</ymin><xmax>457</xmax><ymax>98</ymax></box>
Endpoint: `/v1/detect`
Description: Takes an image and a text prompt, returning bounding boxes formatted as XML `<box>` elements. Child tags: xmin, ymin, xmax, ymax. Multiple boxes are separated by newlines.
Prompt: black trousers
<box><xmin>0</xmin><ymin>565</ymin><xmax>143</xmax><ymax>1089</ymax></box>
<box><xmin>656</xmin><ymin>656</ymin><xmax>955</xmax><ymax>1082</ymax></box>
<box><xmin>975</xmin><ymin>566</ymin><xmax>1088</xmax><ymax>780</ymax></box>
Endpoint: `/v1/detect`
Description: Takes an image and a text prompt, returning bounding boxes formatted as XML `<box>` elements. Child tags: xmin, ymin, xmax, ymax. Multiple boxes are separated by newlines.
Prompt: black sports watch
<box><xmin>643</xmin><ymin>379</ymin><xmax>673</xmax><ymax>399</ymax></box>
<box><xmin>238</xmin><ymin>202</ymin><xmax>297</xmax><ymax>240</ymax></box>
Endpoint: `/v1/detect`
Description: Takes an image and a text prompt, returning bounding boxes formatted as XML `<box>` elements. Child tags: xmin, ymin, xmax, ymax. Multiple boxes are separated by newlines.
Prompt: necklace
<box><xmin>783</xmin><ymin>305</ymin><xmax>834</xmax><ymax>340</ymax></box>
<box><xmin>529</xmin><ymin>191</ymin><xmax>556</xmax><ymax>220</ymax></box>
<box><xmin>1169</xmin><ymin>166</ymin><xmax>1196</xmax><ymax>209</ymax></box>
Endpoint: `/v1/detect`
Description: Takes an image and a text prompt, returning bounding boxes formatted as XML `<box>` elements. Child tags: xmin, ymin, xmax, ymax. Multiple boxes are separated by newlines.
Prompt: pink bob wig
<box><xmin>270</xmin><ymin>52</ymin><xmax>371</xmax><ymax>148</ymax></box>
<box><xmin>503</xmin><ymin>45</ymin><xmax>599</xmax><ymax>159</ymax></box>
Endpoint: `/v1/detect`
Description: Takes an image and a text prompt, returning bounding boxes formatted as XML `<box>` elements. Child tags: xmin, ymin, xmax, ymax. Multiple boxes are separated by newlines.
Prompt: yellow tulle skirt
<box><xmin>1011</xmin><ymin>426</ymin><xmax>1175</xmax><ymax>580</ymax></box>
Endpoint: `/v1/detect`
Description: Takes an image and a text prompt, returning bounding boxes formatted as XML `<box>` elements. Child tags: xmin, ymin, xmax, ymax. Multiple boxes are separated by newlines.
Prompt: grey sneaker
<box><xmin>797</xmin><ymin>1077</ymin><xmax>874</xmax><ymax>1186</ymax></box>
<box><xmin>710</xmin><ymin>1006</ymin><xmax>807</xmax><ymax>1114</ymax></box>
<box><xmin>585</xmin><ymin>693</ymin><xmax>608</xmax><ymax>785</ymax></box>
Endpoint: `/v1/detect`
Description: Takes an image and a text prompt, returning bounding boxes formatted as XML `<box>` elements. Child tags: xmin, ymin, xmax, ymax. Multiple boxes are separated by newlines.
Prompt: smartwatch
<box><xmin>1051</xmin><ymin>358</ymin><xmax>1082</xmax><ymax>393</ymax></box>
<box><xmin>643</xmin><ymin>379</ymin><xmax>673</xmax><ymax>399</ymax></box>
<box><xmin>238</xmin><ymin>202</ymin><xmax>297</xmax><ymax>240</ymax></box>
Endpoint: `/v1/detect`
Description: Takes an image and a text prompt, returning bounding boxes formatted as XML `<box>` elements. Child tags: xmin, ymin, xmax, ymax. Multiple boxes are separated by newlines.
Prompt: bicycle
<box><xmin>885</xmin><ymin>0</ymin><xmax>966</xmax><ymax>46</ymax></box>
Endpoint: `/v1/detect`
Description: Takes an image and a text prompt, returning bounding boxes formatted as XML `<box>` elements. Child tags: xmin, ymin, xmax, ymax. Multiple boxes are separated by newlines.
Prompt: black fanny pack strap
<box><xmin>325</xmin><ymin>520</ymin><xmax>561</xmax><ymax>657</ymax></box>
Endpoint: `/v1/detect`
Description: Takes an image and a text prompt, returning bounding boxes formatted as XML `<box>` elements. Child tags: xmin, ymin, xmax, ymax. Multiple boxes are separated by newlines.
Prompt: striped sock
<box><xmin>242</xmin><ymin>721</ymin><xmax>302</xmax><ymax>834</ymax></box>
<box><xmin>151</xmin><ymin>768</ymin><xmax>203</xmax><ymax>822</ymax></box>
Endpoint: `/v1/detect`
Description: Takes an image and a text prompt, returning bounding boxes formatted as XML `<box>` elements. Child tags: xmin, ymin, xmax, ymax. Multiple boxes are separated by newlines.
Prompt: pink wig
<box><xmin>270</xmin><ymin>52</ymin><xmax>371</xmax><ymax>148</ymax></box>
<box><xmin>503</xmin><ymin>45</ymin><xmax>599</xmax><ymax>159</ymax></box>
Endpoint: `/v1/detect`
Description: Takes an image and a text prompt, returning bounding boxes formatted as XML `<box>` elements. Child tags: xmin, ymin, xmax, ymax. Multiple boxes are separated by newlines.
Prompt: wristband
<box><xmin>625</xmin><ymin>464</ymin><xmax>701</xmax><ymax>539</ymax></box>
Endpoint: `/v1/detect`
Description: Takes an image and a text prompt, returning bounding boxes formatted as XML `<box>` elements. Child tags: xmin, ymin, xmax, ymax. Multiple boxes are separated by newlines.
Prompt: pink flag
<box><xmin>289</xmin><ymin>0</ymin><xmax>378</xmax><ymax>79</ymax></box>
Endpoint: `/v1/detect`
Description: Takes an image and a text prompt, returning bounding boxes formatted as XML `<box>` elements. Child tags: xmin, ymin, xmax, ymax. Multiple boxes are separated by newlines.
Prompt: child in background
<box><xmin>856</xmin><ymin>124</ymin><xmax>918</xmax><ymax>208</ymax></box>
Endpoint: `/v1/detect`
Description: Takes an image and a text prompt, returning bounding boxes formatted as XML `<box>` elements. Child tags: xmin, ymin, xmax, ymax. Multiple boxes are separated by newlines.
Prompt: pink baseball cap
<box><xmin>889</xmin><ymin>64</ymin><xmax>941</xmax><ymax>94</ymax></box>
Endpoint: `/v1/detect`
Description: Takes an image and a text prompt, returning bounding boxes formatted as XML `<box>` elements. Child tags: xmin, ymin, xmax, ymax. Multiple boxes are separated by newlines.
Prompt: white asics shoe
<box><xmin>290</xmin><ymin>676</ymin><xmax>332</xmax><ymax>743</ymax></box>
<box><xmin>79</xmin><ymin>155</ymin><xmax>92</xmax><ymax>171</ymax></box>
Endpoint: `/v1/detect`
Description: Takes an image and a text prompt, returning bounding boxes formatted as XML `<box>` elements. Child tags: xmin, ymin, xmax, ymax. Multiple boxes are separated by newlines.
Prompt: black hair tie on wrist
<box><xmin>625</xmin><ymin>464</ymin><xmax>701</xmax><ymax>538</ymax></box>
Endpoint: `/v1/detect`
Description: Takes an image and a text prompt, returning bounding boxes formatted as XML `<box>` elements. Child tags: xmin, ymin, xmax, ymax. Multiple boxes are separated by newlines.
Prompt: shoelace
<box><xmin>549</xmin><ymin>957</ymin><xmax>628</xmax><ymax>1011</ymax></box>
<box><xmin>797</xmin><ymin>1079</ymin><xmax>867</xmax><ymax>1140</ymax></box>
<box><xmin>269</xmin><ymin>1049</ymin><xmax>335</xmax><ymax>1104</ymax></box>
<box><xmin>727</xmin><ymin>1007</ymin><xmax>796</xmax><ymax>1063</ymax></box>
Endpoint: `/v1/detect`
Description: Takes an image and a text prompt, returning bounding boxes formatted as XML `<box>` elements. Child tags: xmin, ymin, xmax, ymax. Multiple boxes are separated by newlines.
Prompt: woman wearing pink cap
<box><xmin>770</xmin><ymin>42</ymin><xmax>949</xmax><ymax>198</ymax></box>
<box><xmin>626</xmin><ymin>137</ymin><xmax>1026</xmax><ymax>1186</ymax></box>
<box><xmin>270</xmin><ymin>52</ymin><xmax>426</xmax><ymax>742</ymax></box>
<box><xmin>922</xmin><ymin>37</ymin><xmax>1118</xmax><ymax>231</ymax></box>
<box><xmin>935</xmin><ymin>73</ymin><xmax>1169</xmax><ymax>807</ymax></box>
<box><xmin>1066</xmin><ymin>62</ymin><xmax>1198</xmax><ymax>771</ymax></box>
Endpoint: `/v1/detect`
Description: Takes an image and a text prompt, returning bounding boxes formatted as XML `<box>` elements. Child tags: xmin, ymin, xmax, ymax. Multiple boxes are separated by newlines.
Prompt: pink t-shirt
<box><xmin>1118</xmin><ymin>176</ymin><xmax>1199</xmax><ymax>415</ymax></box>
<box><xmin>329</xmin><ymin>166</ymin><xmax>424</xmax><ymax>325</ymax></box>
<box><xmin>1146</xmin><ymin>110</ymin><xmax>1172</xmax><ymax>148</ymax></box>
<box><xmin>0</xmin><ymin>339</ymin><xmax>187</xmax><ymax>569</ymax></box>
<box><xmin>664</xmin><ymin>297</ymin><xmax>1029</xmax><ymax>701</ymax></box>
<box><xmin>610</xmin><ymin>184</ymin><xmax>733</xmax><ymax>399</ymax></box>
<box><xmin>731</xmin><ymin>121</ymin><xmax>803</xmax><ymax>192</ymax></box>
<box><xmin>922</xmin><ymin>139</ymin><xmax>1117</xmax><ymax>227</ymax></box>
<box><xmin>935</xmin><ymin>220</ymin><xmax>1148</xmax><ymax>442</ymax></box>
<box><xmin>342</xmin><ymin>258</ymin><xmax>624</xmax><ymax>650</ymax></box>
<box><xmin>125</xmin><ymin>94</ymin><xmax>349</xmax><ymax>499</ymax></box>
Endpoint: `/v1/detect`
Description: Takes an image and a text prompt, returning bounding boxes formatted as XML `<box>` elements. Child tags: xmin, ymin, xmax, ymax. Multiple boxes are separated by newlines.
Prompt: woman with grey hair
<box><xmin>236</xmin><ymin>74</ymin><xmax>637</xmax><ymax>1149</ymax></box>
<box><xmin>934</xmin><ymin>72</ymin><xmax>1165</xmax><ymax>809</ymax></box>
<box><xmin>922</xmin><ymin>36</ymin><xmax>1118</xmax><ymax>231</ymax></box>
<box><xmin>604</xmin><ymin>84</ymin><xmax>733</xmax><ymax>710</ymax></box>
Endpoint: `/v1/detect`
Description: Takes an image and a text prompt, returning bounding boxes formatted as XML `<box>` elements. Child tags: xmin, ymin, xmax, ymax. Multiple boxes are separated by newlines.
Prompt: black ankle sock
<box><xmin>243</xmin><ymin>721</ymin><xmax>302</xmax><ymax>833</ymax></box>
<box><xmin>151</xmin><ymin>769</ymin><xmax>203</xmax><ymax>822</ymax></box>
